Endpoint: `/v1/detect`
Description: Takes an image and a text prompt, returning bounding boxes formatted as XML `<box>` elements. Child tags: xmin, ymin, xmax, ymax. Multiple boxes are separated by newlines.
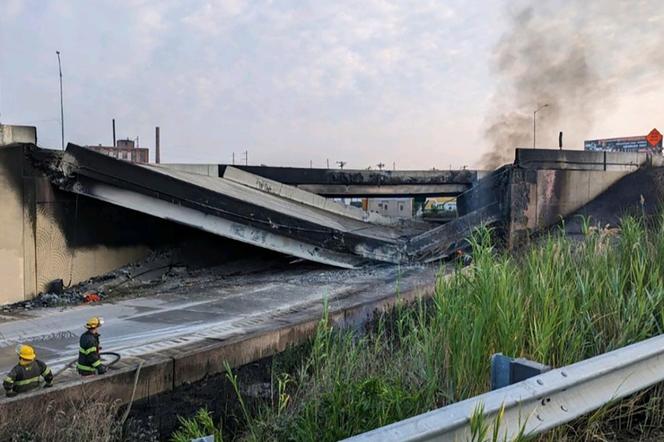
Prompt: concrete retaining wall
<box><xmin>0</xmin><ymin>144</ymin><xmax>179</xmax><ymax>304</ymax></box>
<box><xmin>455</xmin><ymin>149</ymin><xmax>651</xmax><ymax>248</ymax></box>
<box><xmin>507</xmin><ymin>168</ymin><xmax>632</xmax><ymax>246</ymax></box>
<box><xmin>0</xmin><ymin>147</ymin><xmax>29</xmax><ymax>303</ymax></box>
<box><xmin>514</xmin><ymin>148</ymin><xmax>664</xmax><ymax>171</ymax></box>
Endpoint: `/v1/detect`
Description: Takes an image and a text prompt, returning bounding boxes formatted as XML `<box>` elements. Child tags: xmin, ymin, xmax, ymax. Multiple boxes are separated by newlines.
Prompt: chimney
<box><xmin>559</xmin><ymin>131</ymin><xmax>563</xmax><ymax>150</ymax></box>
<box><xmin>155</xmin><ymin>126</ymin><xmax>160</xmax><ymax>164</ymax></box>
<box><xmin>112</xmin><ymin>119</ymin><xmax>116</xmax><ymax>147</ymax></box>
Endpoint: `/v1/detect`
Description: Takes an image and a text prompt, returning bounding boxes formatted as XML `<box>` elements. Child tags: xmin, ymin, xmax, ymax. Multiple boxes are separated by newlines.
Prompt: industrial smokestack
<box><xmin>155</xmin><ymin>126</ymin><xmax>160</xmax><ymax>164</ymax></box>
<box><xmin>112</xmin><ymin>119</ymin><xmax>116</xmax><ymax>147</ymax></box>
<box><xmin>559</xmin><ymin>131</ymin><xmax>563</xmax><ymax>149</ymax></box>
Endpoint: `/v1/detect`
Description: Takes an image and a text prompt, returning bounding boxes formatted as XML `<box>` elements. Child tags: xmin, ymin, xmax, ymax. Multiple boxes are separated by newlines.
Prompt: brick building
<box><xmin>85</xmin><ymin>139</ymin><xmax>149</xmax><ymax>163</ymax></box>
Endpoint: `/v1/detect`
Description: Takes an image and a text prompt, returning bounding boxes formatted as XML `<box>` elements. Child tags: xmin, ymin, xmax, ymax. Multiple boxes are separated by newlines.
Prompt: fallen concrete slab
<box><xmin>42</xmin><ymin>144</ymin><xmax>437</xmax><ymax>267</ymax></box>
<box><xmin>221</xmin><ymin>165</ymin><xmax>398</xmax><ymax>226</ymax></box>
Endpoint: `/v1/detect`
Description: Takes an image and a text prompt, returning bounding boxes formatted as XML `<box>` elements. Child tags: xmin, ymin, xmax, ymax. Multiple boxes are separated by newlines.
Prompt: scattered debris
<box><xmin>83</xmin><ymin>293</ymin><xmax>101</xmax><ymax>303</ymax></box>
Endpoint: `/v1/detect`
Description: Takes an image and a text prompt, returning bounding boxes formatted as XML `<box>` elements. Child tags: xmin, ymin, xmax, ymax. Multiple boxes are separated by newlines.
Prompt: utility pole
<box><xmin>309</xmin><ymin>160</ymin><xmax>313</xmax><ymax>168</ymax></box>
<box><xmin>326</xmin><ymin>158</ymin><xmax>330</xmax><ymax>168</ymax></box>
<box><xmin>232</xmin><ymin>152</ymin><xmax>235</xmax><ymax>165</ymax></box>
<box><xmin>56</xmin><ymin>51</ymin><xmax>64</xmax><ymax>150</ymax></box>
<box><xmin>244</xmin><ymin>150</ymin><xmax>248</xmax><ymax>165</ymax></box>
<box><xmin>337</xmin><ymin>161</ymin><xmax>346</xmax><ymax>169</ymax></box>
<box><xmin>533</xmin><ymin>104</ymin><xmax>549</xmax><ymax>149</ymax></box>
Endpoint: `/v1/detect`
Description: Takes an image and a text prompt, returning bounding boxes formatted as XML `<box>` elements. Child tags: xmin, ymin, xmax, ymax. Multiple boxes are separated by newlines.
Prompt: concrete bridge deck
<box><xmin>165</xmin><ymin>164</ymin><xmax>481</xmax><ymax>197</ymax></box>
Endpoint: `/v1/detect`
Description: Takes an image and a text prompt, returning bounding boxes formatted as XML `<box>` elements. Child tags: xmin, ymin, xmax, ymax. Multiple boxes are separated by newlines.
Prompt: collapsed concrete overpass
<box><xmin>33</xmin><ymin>144</ymin><xmax>484</xmax><ymax>270</ymax></box>
<box><xmin>3</xmin><ymin>140</ymin><xmax>662</xmax><ymax>305</ymax></box>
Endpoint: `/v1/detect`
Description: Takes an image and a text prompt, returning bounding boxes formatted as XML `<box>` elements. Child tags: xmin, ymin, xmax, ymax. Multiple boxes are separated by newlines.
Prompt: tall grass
<box><xmin>174</xmin><ymin>214</ymin><xmax>664</xmax><ymax>441</ymax></box>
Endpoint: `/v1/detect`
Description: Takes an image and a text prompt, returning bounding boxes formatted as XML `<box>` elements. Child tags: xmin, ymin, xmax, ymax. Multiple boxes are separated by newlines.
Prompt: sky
<box><xmin>1</xmin><ymin>0</ymin><xmax>663</xmax><ymax>169</ymax></box>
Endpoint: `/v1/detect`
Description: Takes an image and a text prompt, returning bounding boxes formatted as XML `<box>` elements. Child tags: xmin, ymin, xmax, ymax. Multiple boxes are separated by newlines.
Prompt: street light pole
<box><xmin>56</xmin><ymin>51</ymin><xmax>64</xmax><ymax>150</ymax></box>
<box><xmin>533</xmin><ymin>104</ymin><xmax>549</xmax><ymax>149</ymax></box>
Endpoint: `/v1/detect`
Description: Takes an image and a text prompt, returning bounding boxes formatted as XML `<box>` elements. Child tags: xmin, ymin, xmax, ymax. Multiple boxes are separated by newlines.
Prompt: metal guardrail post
<box><xmin>343</xmin><ymin>334</ymin><xmax>664</xmax><ymax>441</ymax></box>
<box><xmin>490</xmin><ymin>353</ymin><xmax>550</xmax><ymax>390</ymax></box>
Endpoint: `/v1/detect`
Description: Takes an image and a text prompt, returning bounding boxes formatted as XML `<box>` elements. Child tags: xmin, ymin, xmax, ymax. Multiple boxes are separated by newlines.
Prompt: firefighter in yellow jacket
<box><xmin>3</xmin><ymin>344</ymin><xmax>53</xmax><ymax>397</ymax></box>
<box><xmin>77</xmin><ymin>316</ymin><xmax>108</xmax><ymax>376</ymax></box>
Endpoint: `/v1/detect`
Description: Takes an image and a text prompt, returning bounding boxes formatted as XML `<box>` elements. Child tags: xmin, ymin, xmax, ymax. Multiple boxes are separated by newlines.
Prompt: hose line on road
<box><xmin>52</xmin><ymin>351</ymin><xmax>122</xmax><ymax>378</ymax></box>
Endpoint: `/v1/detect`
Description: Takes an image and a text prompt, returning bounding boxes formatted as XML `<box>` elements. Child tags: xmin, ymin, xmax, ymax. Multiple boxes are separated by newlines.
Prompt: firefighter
<box><xmin>3</xmin><ymin>344</ymin><xmax>53</xmax><ymax>397</ymax></box>
<box><xmin>77</xmin><ymin>316</ymin><xmax>107</xmax><ymax>376</ymax></box>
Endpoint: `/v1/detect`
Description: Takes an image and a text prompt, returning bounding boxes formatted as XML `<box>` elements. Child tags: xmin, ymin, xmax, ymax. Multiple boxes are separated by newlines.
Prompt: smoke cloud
<box><xmin>482</xmin><ymin>1</ymin><xmax>664</xmax><ymax>168</ymax></box>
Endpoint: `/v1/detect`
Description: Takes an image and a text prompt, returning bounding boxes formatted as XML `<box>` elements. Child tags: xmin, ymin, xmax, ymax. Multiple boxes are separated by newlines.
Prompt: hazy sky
<box><xmin>1</xmin><ymin>0</ymin><xmax>663</xmax><ymax>168</ymax></box>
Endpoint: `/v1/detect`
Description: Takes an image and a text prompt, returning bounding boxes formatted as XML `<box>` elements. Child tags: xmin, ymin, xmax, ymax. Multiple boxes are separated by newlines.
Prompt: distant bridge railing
<box><xmin>342</xmin><ymin>333</ymin><xmax>664</xmax><ymax>441</ymax></box>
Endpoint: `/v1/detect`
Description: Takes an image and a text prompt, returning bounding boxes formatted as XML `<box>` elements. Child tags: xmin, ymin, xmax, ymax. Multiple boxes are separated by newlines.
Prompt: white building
<box><xmin>367</xmin><ymin>198</ymin><xmax>413</xmax><ymax>219</ymax></box>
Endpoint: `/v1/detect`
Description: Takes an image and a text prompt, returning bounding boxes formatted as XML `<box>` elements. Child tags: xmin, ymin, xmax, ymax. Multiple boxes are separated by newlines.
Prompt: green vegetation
<box><xmin>173</xmin><ymin>215</ymin><xmax>664</xmax><ymax>441</ymax></box>
<box><xmin>171</xmin><ymin>408</ymin><xmax>224</xmax><ymax>442</ymax></box>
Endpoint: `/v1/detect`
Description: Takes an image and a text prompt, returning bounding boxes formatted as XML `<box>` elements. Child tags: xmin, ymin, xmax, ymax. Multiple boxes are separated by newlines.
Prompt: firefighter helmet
<box><xmin>16</xmin><ymin>344</ymin><xmax>36</xmax><ymax>361</ymax></box>
<box><xmin>85</xmin><ymin>316</ymin><xmax>104</xmax><ymax>329</ymax></box>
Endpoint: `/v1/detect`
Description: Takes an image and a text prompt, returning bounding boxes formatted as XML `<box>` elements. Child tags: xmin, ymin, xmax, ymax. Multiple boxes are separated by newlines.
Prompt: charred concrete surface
<box><xmin>514</xmin><ymin>148</ymin><xmax>663</xmax><ymax>171</ymax></box>
<box><xmin>507</xmin><ymin>149</ymin><xmax>664</xmax><ymax>246</ymax></box>
<box><xmin>30</xmin><ymin>144</ymin><xmax>484</xmax><ymax>269</ymax></box>
<box><xmin>561</xmin><ymin>167</ymin><xmax>664</xmax><ymax>234</ymax></box>
<box><xmin>219</xmin><ymin>164</ymin><xmax>480</xmax><ymax>197</ymax></box>
<box><xmin>0</xmin><ymin>144</ymin><xmax>196</xmax><ymax>304</ymax></box>
<box><xmin>455</xmin><ymin>148</ymin><xmax>664</xmax><ymax>248</ymax></box>
<box><xmin>0</xmin><ymin>261</ymin><xmax>437</xmax><ymax>436</ymax></box>
<box><xmin>0</xmin><ymin>142</ymin><xmax>492</xmax><ymax>304</ymax></box>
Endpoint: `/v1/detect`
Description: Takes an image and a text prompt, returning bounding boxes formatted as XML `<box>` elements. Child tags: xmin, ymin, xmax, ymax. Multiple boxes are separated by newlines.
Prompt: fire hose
<box><xmin>50</xmin><ymin>351</ymin><xmax>144</xmax><ymax>425</ymax></box>
<box><xmin>53</xmin><ymin>351</ymin><xmax>143</xmax><ymax>426</ymax></box>
<box><xmin>52</xmin><ymin>351</ymin><xmax>122</xmax><ymax>378</ymax></box>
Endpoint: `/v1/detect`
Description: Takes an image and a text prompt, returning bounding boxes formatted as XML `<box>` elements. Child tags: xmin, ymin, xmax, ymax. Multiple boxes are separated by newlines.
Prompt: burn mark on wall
<box><xmin>221</xmin><ymin>165</ymin><xmax>477</xmax><ymax>186</ymax></box>
<box><xmin>0</xmin><ymin>144</ymin><xmax>38</xmax><ymax>227</ymax></box>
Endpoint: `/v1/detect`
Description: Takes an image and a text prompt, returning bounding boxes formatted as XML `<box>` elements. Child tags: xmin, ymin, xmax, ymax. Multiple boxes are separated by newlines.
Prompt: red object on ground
<box><xmin>83</xmin><ymin>293</ymin><xmax>101</xmax><ymax>303</ymax></box>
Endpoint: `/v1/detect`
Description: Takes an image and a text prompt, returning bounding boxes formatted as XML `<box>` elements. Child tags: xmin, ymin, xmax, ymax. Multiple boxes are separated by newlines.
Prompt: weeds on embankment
<box><xmin>173</xmin><ymin>215</ymin><xmax>664</xmax><ymax>441</ymax></box>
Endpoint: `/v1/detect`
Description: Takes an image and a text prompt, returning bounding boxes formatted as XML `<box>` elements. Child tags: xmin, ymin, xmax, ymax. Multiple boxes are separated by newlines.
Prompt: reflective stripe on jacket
<box><xmin>78</xmin><ymin>330</ymin><xmax>101</xmax><ymax>372</ymax></box>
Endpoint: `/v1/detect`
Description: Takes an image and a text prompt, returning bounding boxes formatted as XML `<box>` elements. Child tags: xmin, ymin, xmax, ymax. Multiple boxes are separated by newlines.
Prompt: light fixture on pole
<box><xmin>533</xmin><ymin>104</ymin><xmax>549</xmax><ymax>149</ymax></box>
<box><xmin>56</xmin><ymin>51</ymin><xmax>65</xmax><ymax>150</ymax></box>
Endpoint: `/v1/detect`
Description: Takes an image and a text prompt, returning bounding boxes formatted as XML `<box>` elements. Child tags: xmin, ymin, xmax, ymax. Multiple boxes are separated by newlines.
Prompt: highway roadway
<box><xmin>0</xmin><ymin>263</ymin><xmax>436</xmax><ymax>377</ymax></box>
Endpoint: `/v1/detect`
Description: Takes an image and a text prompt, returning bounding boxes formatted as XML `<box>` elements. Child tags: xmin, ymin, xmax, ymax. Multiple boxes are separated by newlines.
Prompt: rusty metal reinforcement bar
<box><xmin>343</xmin><ymin>333</ymin><xmax>664</xmax><ymax>442</ymax></box>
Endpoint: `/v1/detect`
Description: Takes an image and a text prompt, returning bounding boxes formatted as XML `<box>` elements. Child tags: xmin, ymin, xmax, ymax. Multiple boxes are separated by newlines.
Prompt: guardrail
<box><xmin>342</xmin><ymin>334</ymin><xmax>664</xmax><ymax>441</ymax></box>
